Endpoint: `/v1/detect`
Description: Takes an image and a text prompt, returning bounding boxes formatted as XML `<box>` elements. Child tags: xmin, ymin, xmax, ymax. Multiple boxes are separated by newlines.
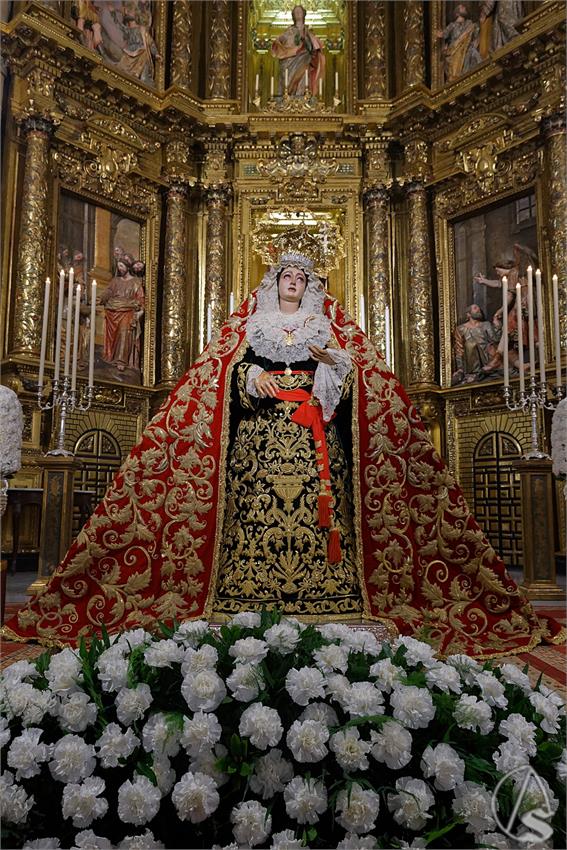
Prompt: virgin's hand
<box><xmin>254</xmin><ymin>371</ymin><xmax>279</xmax><ymax>398</ymax></box>
<box><xmin>308</xmin><ymin>345</ymin><xmax>335</xmax><ymax>366</ymax></box>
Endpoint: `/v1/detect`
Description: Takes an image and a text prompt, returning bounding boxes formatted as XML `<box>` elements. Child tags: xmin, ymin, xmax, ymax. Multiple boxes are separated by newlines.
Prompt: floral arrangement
<box><xmin>0</xmin><ymin>385</ymin><xmax>24</xmax><ymax>478</ymax></box>
<box><xmin>1</xmin><ymin>611</ymin><xmax>565</xmax><ymax>850</ymax></box>
<box><xmin>551</xmin><ymin>398</ymin><xmax>567</xmax><ymax>479</ymax></box>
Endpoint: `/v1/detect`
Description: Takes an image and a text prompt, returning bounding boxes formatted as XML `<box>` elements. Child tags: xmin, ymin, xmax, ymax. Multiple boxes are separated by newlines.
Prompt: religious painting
<box><xmin>71</xmin><ymin>0</ymin><xmax>160</xmax><ymax>86</ymax></box>
<box><xmin>58</xmin><ymin>191</ymin><xmax>145</xmax><ymax>386</ymax></box>
<box><xmin>435</xmin><ymin>1</ymin><xmax>529</xmax><ymax>86</ymax></box>
<box><xmin>450</xmin><ymin>191</ymin><xmax>538</xmax><ymax>386</ymax></box>
<box><xmin>249</xmin><ymin>1</ymin><xmax>346</xmax><ymax>110</ymax></box>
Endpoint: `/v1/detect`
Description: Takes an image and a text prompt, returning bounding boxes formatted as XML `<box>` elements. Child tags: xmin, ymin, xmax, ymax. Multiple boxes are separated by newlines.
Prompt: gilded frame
<box><xmin>434</xmin><ymin>168</ymin><xmax>547</xmax><ymax>389</ymax></box>
<box><xmin>50</xmin><ymin>172</ymin><xmax>161</xmax><ymax>389</ymax></box>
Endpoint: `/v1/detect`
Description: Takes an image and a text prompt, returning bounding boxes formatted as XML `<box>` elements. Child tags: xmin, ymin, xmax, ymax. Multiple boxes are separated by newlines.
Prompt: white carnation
<box><xmin>499</xmin><ymin>714</ymin><xmax>537</xmax><ymax>755</ymax></box>
<box><xmin>117</xmin><ymin>829</ymin><xmax>165</xmax><ymax>849</ymax></box>
<box><xmin>96</xmin><ymin>646</ymin><xmax>129</xmax><ymax>693</ymax></box>
<box><xmin>230</xmin><ymin>611</ymin><xmax>262</xmax><ymax>628</ymax></box>
<box><xmin>285</xmin><ymin>666</ymin><xmax>326</xmax><ymax>705</ymax></box>
<box><xmin>474</xmin><ymin>672</ymin><xmax>508</xmax><ymax>709</ymax></box>
<box><xmin>2</xmin><ymin>681</ymin><xmax>56</xmax><ymax>726</ymax></box>
<box><xmin>45</xmin><ymin>648</ymin><xmax>83</xmax><ymax>696</ymax></box>
<box><xmin>368</xmin><ymin>658</ymin><xmax>405</xmax><ymax>693</ymax></box>
<box><xmin>23</xmin><ymin>839</ymin><xmax>62</xmax><ymax>849</ymax></box>
<box><xmin>370</xmin><ymin>722</ymin><xmax>412</xmax><ymax>770</ymax></box>
<box><xmin>181</xmin><ymin>669</ymin><xmax>226</xmax><ymax>713</ymax></box>
<box><xmin>115</xmin><ymin>683</ymin><xmax>153</xmax><ymax>726</ymax></box>
<box><xmin>453</xmin><ymin>694</ymin><xmax>493</xmax><ymax>734</ymax></box>
<box><xmin>529</xmin><ymin>691</ymin><xmax>563</xmax><ymax>734</ymax></box>
<box><xmin>330</xmin><ymin>727</ymin><xmax>371</xmax><ymax>772</ymax></box>
<box><xmin>142</xmin><ymin>712</ymin><xmax>181</xmax><ymax>758</ymax></box>
<box><xmin>325</xmin><ymin>673</ymin><xmax>352</xmax><ymax>707</ymax></box>
<box><xmin>58</xmin><ymin>692</ymin><xmax>98</xmax><ymax>733</ymax></box>
<box><xmin>50</xmin><ymin>735</ymin><xmax>96</xmax><ymax>783</ymax></box>
<box><xmin>264</xmin><ymin>622</ymin><xmax>301</xmax><ymax>654</ymax></box>
<box><xmin>96</xmin><ymin>723</ymin><xmax>139</xmax><ymax>768</ymax></box>
<box><xmin>173</xmin><ymin>619</ymin><xmax>209</xmax><ymax>647</ymax></box>
<box><xmin>514</xmin><ymin>772</ymin><xmax>559</xmax><ymax>817</ymax></box>
<box><xmin>180</xmin><ymin>711</ymin><xmax>222</xmax><ymax>757</ymax></box>
<box><xmin>394</xmin><ymin>636</ymin><xmax>437</xmax><ymax>667</ymax></box>
<box><xmin>446</xmin><ymin>654</ymin><xmax>482</xmax><ymax>685</ymax></box>
<box><xmin>271</xmin><ymin>829</ymin><xmax>304</xmax><ymax>849</ymax></box>
<box><xmin>72</xmin><ymin>831</ymin><xmax>113</xmax><ymax>849</ymax></box>
<box><xmin>7</xmin><ymin>727</ymin><xmax>51</xmax><ymax>780</ymax></box>
<box><xmin>181</xmin><ymin>644</ymin><xmax>219</xmax><ymax>676</ymax></box>
<box><xmin>424</xmin><ymin>662</ymin><xmax>462</xmax><ymax>694</ymax></box>
<box><xmin>317</xmin><ymin>623</ymin><xmax>353</xmax><ymax>642</ymax></box>
<box><xmin>239</xmin><ymin>704</ymin><xmax>283</xmax><ymax>749</ymax></box>
<box><xmin>336</xmin><ymin>783</ymin><xmax>380</xmax><ymax>834</ymax></box>
<box><xmin>153</xmin><ymin>755</ymin><xmax>177</xmax><ymax>795</ymax></box>
<box><xmin>387</xmin><ymin>777</ymin><xmax>435</xmax><ymax>830</ymax></box>
<box><xmin>340</xmin><ymin>629</ymin><xmax>381</xmax><ymax>656</ymax></box>
<box><xmin>114</xmin><ymin>629</ymin><xmax>152</xmax><ymax>652</ymax></box>
<box><xmin>287</xmin><ymin>718</ymin><xmax>329</xmax><ymax>763</ymax></box>
<box><xmin>421</xmin><ymin>743</ymin><xmax>465</xmax><ymax>791</ymax></box>
<box><xmin>144</xmin><ymin>639</ymin><xmax>184</xmax><ymax>668</ymax></box>
<box><xmin>313</xmin><ymin>643</ymin><xmax>349</xmax><ymax>674</ymax></box>
<box><xmin>117</xmin><ymin>775</ymin><xmax>161</xmax><ymax>825</ymax></box>
<box><xmin>336</xmin><ymin>834</ymin><xmax>377</xmax><ymax>849</ymax></box>
<box><xmin>171</xmin><ymin>770</ymin><xmax>220</xmax><ymax>823</ymax></box>
<box><xmin>497</xmin><ymin>664</ymin><xmax>531</xmax><ymax>692</ymax></box>
<box><xmin>231</xmin><ymin>799</ymin><xmax>272</xmax><ymax>847</ymax></box>
<box><xmin>189</xmin><ymin>743</ymin><xmax>228</xmax><ymax>788</ymax></box>
<box><xmin>250</xmin><ymin>749</ymin><xmax>294</xmax><ymax>799</ymax></box>
<box><xmin>226</xmin><ymin>663</ymin><xmax>264</xmax><ymax>702</ymax></box>
<box><xmin>284</xmin><ymin>776</ymin><xmax>327</xmax><ymax>824</ymax></box>
<box><xmin>344</xmin><ymin>681</ymin><xmax>385</xmax><ymax>717</ymax></box>
<box><xmin>556</xmin><ymin>748</ymin><xmax>567</xmax><ymax>782</ymax></box>
<box><xmin>62</xmin><ymin>777</ymin><xmax>108</xmax><ymax>828</ymax></box>
<box><xmin>0</xmin><ymin>715</ymin><xmax>10</xmax><ymax>749</ymax></box>
<box><xmin>0</xmin><ymin>770</ymin><xmax>34</xmax><ymax>823</ymax></box>
<box><xmin>473</xmin><ymin>833</ymin><xmax>512</xmax><ymax>850</ymax></box>
<box><xmin>299</xmin><ymin>701</ymin><xmax>339</xmax><ymax>727</ymax></box>
<box><xmin>229</xmin><ymin>637</ymin><xmax>269</xmax><ymax>665</ymax></box>
<box><xmin>452</xmin><ymin>781</ymin><xmax>496</xmax><ymax>834</ymax></box>
<box><xmin>390</xmin><ymin>685</ymin><xmax>435</xmax><ymax>729</ymax></box>
<box><xmin>2</xmin><ymin>660</ymin><xmax>39</xmax><ymax>685</ymax></box>
<box><xmin>493</xmin><ymin>740</ymin><xmax>530</xmax><ymax>774</ymax></box>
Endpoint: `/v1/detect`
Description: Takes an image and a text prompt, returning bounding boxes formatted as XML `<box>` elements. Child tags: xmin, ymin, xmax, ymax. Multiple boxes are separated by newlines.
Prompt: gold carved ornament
<box><xmin>250</xmin><ymin>213</ymin><xmax>345</xmax><ymax>279</ymax></box>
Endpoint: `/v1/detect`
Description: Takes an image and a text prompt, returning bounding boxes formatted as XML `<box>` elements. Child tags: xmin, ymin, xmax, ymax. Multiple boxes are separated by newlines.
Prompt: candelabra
<box><xmin>263</xmin><ymin>86</ymin><xmax>341</xmax><ymax>114</ymax></box>
<box><xmin>38</xmin><ymin>378</ymin><xmax>94</xmax><ymax>456</ymax></box>
<box><xmin>503</xmin><ymin>377</ymin><xmax>564</xmax><ymax>460</ymax></box>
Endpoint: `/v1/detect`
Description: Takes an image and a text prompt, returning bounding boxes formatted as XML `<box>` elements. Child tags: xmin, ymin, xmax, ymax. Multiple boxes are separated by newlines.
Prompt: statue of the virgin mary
<box><xmin>3</xmin><ymin>238</ymin><xmax>564</xmax><ymax>659</ymax></box>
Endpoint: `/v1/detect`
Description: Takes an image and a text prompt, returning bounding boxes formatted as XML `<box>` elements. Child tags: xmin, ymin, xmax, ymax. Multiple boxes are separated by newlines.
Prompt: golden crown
<box><xmin>251</xmin><ymin>215</ymin><xmax>345</xmax><ymax>277</ymax></box>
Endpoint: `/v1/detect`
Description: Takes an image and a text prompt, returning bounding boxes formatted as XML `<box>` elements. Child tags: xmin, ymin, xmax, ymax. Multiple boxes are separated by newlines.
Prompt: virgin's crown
<box><xmin>279</xmin><ymin>252</ymin><xmax>314</xmax><ymax>271</ymax></box>
<box><xmin>251</xmin><ymin>214</ymin><xmax>345</xmax><ymax>276</ymax></box>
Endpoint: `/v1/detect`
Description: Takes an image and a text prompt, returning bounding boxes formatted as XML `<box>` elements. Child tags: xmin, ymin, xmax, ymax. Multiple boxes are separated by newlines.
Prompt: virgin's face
<box><xmin>278</xmin><ymin>266</ymin><xmax>307</xmax><ymax>307</ymax></box>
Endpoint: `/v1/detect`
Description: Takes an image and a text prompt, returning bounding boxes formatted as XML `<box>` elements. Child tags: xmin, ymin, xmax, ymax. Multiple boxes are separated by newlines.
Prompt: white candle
<box><xmin>535</xmin><ymin>269</ymin><xmax>545</xmax><ymax>385</ymax></box>
<box><xmin>526</xmin><ymin>266</ymin><xmax>536</xmax><ymax>380</ymax></box>
<box><xmin>38</xmin><ymin>277</ymin><xmax>50</xmax><ymax>391</ymax></box>
<box><xmin>207</xmin><ymin>303</ymin><xmax>212</xmax><ymax>343</ymax></box>
<box><xmin>334</xmin><ymin>70</ymin><xmax>339</xmax><ymax>92</ymax></box>
<box><xmin>502</xmin><ymin>276</ymin><xmax>509</xmax><ymax>387</ymax></box>
<box><xmin>552</xmin><ymin>273</ymin><xmax>561</xmax><ymax>390</ymax></box>
<box><xmin>255</xmin><ymin>73</ymin><xmax>259</xmax><ymax>93</ymax></box>
<box><xmin>360</xmin><ymin>294</ymin><xmax>366</xmax><ymax>333</ymax></box>
<box><xmin>304</xmin><ymin>68</ymin><xmax>308</xmax><ymax>90</ymax></box>
<box><xmin>516</xmin><ymin>283</ymin><xmax>525</xmax><ymax>394</ymax></box>
<box><xmin>285</xmin><ymin>68</ymin><xmax>289</xmax><ymax>89</ymax></box>
<box><xmin>229</xmin><ymin>291</ymin><xmax>234</xmax><ymax>315</ymax></box>
<box><xmin>70</xmin><ymin>284</ymin><xmax>81</xmax><ymax>392</ymax></box>
<box><xmin>385</xmin><ymin>305</ymin><xmax>391</xmax><ymax>368</ymax></box>
<box><xmin>64</xmin><ymin>267</ymin><xmax>74</xmax><ymax>378</ymax></box>
<box><xmin>318</xmin><ymin>77</ymin><xmax>322</xmax><ymax>97</ymax></box>
<box><xmin>89</xmin><ymin>279</ymin><xmax>96</xmax><ymax>388</ymax></box>
<box><xmin>270</xmin><ymin>76</ymin><xmax>274</xmax><ymax>97</ymax></box>
<box><xmin>53</xmin><ymin>269</ymin><xmax>65</xmax><ymax>383</ymax></box>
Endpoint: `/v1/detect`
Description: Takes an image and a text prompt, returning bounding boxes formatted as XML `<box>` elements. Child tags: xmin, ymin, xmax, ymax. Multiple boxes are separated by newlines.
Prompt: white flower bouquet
<box><xmin>0</xmin><ymin>385</ymin><xmax>24</xmax><ymax>477</ymax></box>
<box><xmin>1</xmin><ymin>612</ymin><xmax>565</xmax><ymax>849</ymax></box>
<box><xmin>551</xmin><ymin>398</ymin><xmax>567</xmax><ymax>478</ymax></box>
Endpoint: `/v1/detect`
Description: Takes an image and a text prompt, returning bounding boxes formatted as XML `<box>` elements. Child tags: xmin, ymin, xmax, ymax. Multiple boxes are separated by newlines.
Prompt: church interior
<box><xmin>0</xmin><ymin>1</ymin><xmax>566</xmax><ymax>848</ymax></box>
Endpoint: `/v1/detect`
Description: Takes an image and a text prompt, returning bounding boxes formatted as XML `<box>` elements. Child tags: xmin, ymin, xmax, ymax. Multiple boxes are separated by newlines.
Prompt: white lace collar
<box><xmin>246</xmin><ymin>308</ymin><xmax>331</xmax><ymax>366</ymax></box>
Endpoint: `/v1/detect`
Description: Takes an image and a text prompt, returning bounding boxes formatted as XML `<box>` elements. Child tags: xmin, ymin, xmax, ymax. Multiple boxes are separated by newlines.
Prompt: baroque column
<box><xmin>171</xmin><ymin>0</ymin><xmax>193</xmax><ymax>89</ymax></box>
<box><xmin>364</xmin><ymin>185</ymin><xmax>390</xmax><ymax>354</ymax></box>
<box><xmin>406</xmin><ymin>181</ymin><xmax>435</xmax><ymax>386</ymax></box>
<box><xmin>12</xmin><ymin>116</ymin><xmax>54</xmax><ymax>356</ymax></box>
<box><xmin>403</xmin><ymin>0</ymin><xmax>425</xmax><ymax>88</ymax></box>
<box><xmin>162</xmin><ymin>140</ymin><xmax>196</xmax><ymax>384</ymax></box>
<box><xmin>208</xmin><ymin>0</ymin><xmax>231</xmax><ymax>99</ymax></box>
<box><xmin>205</xmin><ymin>188</ymin><xmax>230</xmax><ymax>334</ymax></box>
<box><xmin>543</xmin><ymin>115</ymin><xmax>566</xmax><ymax>351</ymax></box>
<box><xmin>364</xmin><ymin>1</ymin><xmax>387</xmax><ymax>99</ymax></box>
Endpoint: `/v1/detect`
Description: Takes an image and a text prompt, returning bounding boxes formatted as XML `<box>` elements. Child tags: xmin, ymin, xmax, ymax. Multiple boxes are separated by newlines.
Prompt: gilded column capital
<box><xmin>202</xmin><ymin>140</ymin><xmax>231</xmax><ymax>190</ymax></box>
<box><xmin>205</xmin><ymin>184</ymin><xmax>232</xmax><ymax>207</ymax></box>
<box><xmin>363</xmin><ymin>183</ymin><xmax>390</xmax><ymax>207</ymax></box>
<box><xmin>208</xmin><ymin>0</ymin><xmax>231</xmax><ymax>100</ymax></box>
<box><xmin>19</xmin><ymin>115</ymin><xmax>56</xmax><ymax>137</ymax></box>
<box><xmin>10</xmin><ymin>62</ymin><xmax>62</xmax><ymax>127</ymax></box>
<box><xmin>164</xmin><ymin>139</ymin><xmax>197</xmax><ymax>187</ymax></box>
<box><xmin>404</xmin><ymin>137</ymin><xmax>431</xmax><ymax>184</ymax></box>
<box><xmin>542</xmin><ymin>113</ymin><xmax>566</xmax><ymax>138</ymax></box>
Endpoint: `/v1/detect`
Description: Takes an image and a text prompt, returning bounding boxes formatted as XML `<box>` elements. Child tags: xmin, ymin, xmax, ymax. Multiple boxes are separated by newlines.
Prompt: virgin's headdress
<box><xmin>254</xmin><ymin>251</ymin><xmax>326</xmax><ymax>315</ymax></box>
